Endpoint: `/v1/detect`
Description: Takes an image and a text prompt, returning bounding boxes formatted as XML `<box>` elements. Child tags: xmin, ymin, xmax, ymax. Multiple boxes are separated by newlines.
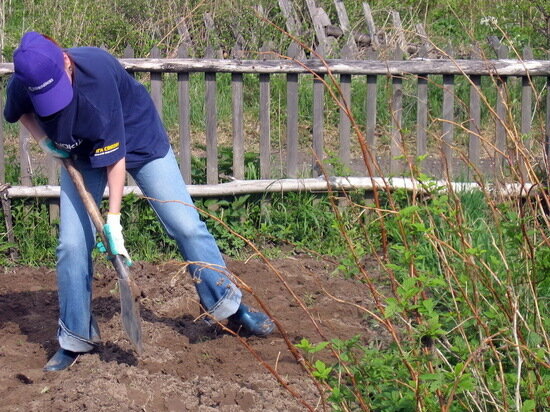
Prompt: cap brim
<box><xmin>31</xmin><ymin>73</ymin><xmax>74</xmax><ymax>117</ymax></box>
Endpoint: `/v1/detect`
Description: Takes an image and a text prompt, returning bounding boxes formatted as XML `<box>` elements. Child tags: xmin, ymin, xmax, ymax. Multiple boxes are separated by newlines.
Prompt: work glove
<box><xmin>38</xmin><ymin>137</ymin><xmax>70</xmax><ymax>158</ymax></box>
<box><xmin>103</xmin><ymin>213</ymin><xmax>132</xmax><ymax>266</ymax></box>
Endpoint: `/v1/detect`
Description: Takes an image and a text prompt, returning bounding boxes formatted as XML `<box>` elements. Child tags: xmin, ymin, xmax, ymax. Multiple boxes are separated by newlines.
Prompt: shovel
<box><xmin>61</xmin><ymin>157</ymin><xmax>143</xmax><ymax>355</ymax></box>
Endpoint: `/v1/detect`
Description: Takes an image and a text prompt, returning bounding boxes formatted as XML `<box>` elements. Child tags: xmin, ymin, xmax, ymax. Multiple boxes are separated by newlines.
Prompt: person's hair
<box><xmin>40</xmin><ymin>33</ymin><xmax>61</xmax><ymax>47</ymax></box>
<box><xmin>39</xmin><ymin>33</ymin><xmax>75</xmax><ymax>77</ymax></box>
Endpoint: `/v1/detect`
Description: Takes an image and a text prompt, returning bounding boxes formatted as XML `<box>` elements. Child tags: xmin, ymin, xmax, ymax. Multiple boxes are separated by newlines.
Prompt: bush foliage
<box><xmin>2</xmin><ymin>0</ymin><xmax>549</xmax><ymax>59</ymax></box>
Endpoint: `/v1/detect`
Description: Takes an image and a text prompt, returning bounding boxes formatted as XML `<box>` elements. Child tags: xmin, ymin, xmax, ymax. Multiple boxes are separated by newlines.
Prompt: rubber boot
<box><xmin>228</xmin><ymin>304</ymin><xmax>275</xmax><ymax>336</ymax></box>
<box><xmin>43</xmin><ymin>349</ymin><xmax>80</xmax><ymax>372</ymax></box>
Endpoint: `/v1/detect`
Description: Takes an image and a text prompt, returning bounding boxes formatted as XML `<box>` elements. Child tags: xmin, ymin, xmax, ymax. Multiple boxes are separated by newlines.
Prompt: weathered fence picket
<box><xmin>177</xmin><ymin>44</ymin><xmax>192</xmax><ymax>184</ymax></box>
<box><xmin>231</xmin><ymin>68</ymin><xmax>245</xmax><ymax>181</ymax></box>
<box><xmin>468</xmin><ymin>48</ymin><xmax>483</xmax><ymax>171</ymax></box>
<box><xmin>312</xmin><ymin>46</ymin><xmax>325</xmax><ymax>177</ymax></box>
<box><xmin>338</xmin><ymin>45</ymin><xmax>353</xmax><ymax>170</ymax></box>
<box><xmin>19</xmin><ymin>126</ymin><xmax>31</xmax><ymax>186</ymax></box>
<box><xmin>469</xmin><ymin>73</ymin><xmax>482</xmax><ymax>170</ymax></box>
<box><xmin>365</xmin><ymin>49</ymin><xmax>378</xmax><ymax>172</ymax></box>
<box><xmin>259</xmin><ymin>43</ymin><xmax>272</xmax><ymax>180</ymax></box>
<box><xmin>150</xmin><ymin>46</ymin><xmax>163</xmax><ymax>116</ymax></box>
<box><xmin>286</xmin><ymin>43</ymin><xmax>300</xmax><ymax>178</ymax></box>
<box><xmin>205</xmin><ymin>47</ymin><xmax>218</xmax><ymax>185</ymax></box>
<box><xmin>416</xmin><ymin>72</ymin><xmax>428</xmax><ymax>162</ymax></box>
<box><xmin>495</xmin><ymin>45</ymin><xmax>509</xmax><ymax>171</ymax></box>
<box><xmin>362</xmin><ymin>2</ymin><xmax>379</xmax><ymax>48</ymax></box>
<box><xmin>390</xmin><ymin>48</ymin><xmax>403</xmax><ymax>175</ymax></box>
<box><xmin>442</xmin><ymin>73</ymin><xmax>455</xmax><ymax>176</ymax></box>
<box><xmin>521</xmin><ymin>47</ymin><xmax>533</xmax><ymax>138</ymax></box>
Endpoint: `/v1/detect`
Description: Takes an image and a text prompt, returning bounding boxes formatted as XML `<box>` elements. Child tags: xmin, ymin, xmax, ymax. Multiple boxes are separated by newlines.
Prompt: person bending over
<box><xmin>4</xmin><ymin>32</ymin><xmax>274</xmax><ymax>372</ymax></box>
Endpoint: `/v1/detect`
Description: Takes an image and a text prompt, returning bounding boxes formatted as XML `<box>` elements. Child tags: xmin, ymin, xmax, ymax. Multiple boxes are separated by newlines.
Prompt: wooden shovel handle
<box><xmin>61</xmin><ymin>157</ymin><xmax>112</xmax><ymax>255</ymax></box>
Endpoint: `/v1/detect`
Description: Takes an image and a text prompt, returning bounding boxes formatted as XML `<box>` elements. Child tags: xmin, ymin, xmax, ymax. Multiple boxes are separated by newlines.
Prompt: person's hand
<box><xmin>103</xmin><ymin>213</ymin><xmax>132</xmax><ymax>266</ymax></box>
<box><xmin>38</xmin><ymin>137</ymin><xmax>70</xmax><ymax>158</ymax></box>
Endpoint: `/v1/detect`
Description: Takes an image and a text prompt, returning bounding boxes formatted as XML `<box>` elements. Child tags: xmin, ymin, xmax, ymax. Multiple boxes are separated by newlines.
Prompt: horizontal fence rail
<box><xmin>2</xmin><ymin>58</ymin><xmax>550</xmax><ymax>76</ymax></box>
<box><xmin>1</xmin><ymin>51</ymin><xmax>549</xmax><ymax>199</ymax></box>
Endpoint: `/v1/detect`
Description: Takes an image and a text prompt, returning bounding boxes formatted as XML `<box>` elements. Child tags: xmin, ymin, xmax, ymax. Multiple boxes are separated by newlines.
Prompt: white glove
<box><xmin>103</xmin><ymin>213</ymin><xmax>132</xmax><ymax>266</ymax></box>
<box><xmin>38</xmin><ymin>137</ymin><xmax>70</xmax><ymax>158</ymax></box>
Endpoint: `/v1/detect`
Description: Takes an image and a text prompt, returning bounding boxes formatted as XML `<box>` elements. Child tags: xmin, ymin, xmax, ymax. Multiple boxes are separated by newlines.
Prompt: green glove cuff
<box><xmin>40</xmin><ymin>138</ymin><xmax>70</xmax><ymax>158</ymax></box>
<box><xmin>96</xmin><ymin>241</ymin><xmax>107</xmax><ymax>253</ymax></box>
<box><xmin>103</xmin><ymin>223</ymin><xmax>132</xmax><ymax>266</ymax></box>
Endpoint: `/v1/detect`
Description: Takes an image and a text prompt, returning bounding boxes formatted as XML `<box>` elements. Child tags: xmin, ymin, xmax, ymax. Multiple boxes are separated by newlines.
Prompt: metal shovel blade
<box><xmin>112</xmin><ymin>255</ymin><xmax>143</xmax><ymax>355</ymax></box>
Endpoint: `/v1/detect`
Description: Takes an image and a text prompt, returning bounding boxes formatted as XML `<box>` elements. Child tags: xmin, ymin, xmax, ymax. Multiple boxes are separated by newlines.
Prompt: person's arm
<box><xmin>19</xmin><ymin>113</ymin><xmax>45</xmax><ymax>141</ymax></box>
<box><xmin>19</xmin><ymin>113</ymin><xmax>69</xmax><ymax>158</ymax></box>
<box><xmin>106</xmin><ymin>157</ymin><xmax>126</xmax><ymax>214</ymax></box>
<box><xmin>104</xmin><ymin>156</ymin><xmax>132</xmax><ymax>265</ymax></box>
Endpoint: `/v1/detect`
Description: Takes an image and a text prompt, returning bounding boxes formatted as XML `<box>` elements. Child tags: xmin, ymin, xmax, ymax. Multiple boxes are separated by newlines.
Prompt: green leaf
<box><xmin>313</xmin><ymin>360</ymin><xmax>332</xmax><ymax>380</ymax></box>
<box><xmin>384</xmin><ymin>298</ymin><xmax>401</xmax><ymax>318</ymax></box>
<box><xmin>521</xmin><ymin>400</ymin><xmax>536</xmax><ymax>412</ymax></box>
<box><xmin>309</xmin><ymin>341</ymin><xmax>330</xmax><ymax>354</ymax></box>
<box><xmin>295</xmin><ymin>338</ymin><xmax>312</xmax><ymax>351</ymax></box>
<box><xmin>399</xmin><ymin>205</ymin><xmax>421</xmax><ymax>217</ymax></box>
<box><xmin>527</xmin><ymin>331</ymin><xmax>542</xmax><ymax>347</ymax></box>
<box><xmin>421</xmin><ymin>298</ymin><xmax>436</xmax><ymax>315</ymax></box>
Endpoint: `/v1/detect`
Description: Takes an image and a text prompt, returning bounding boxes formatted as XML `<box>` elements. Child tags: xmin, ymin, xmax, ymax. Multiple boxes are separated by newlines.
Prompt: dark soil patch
<box><xmin>0</xmin><ymin>255</ymin><xmax>380</xmax><ymax>411</ymax></box>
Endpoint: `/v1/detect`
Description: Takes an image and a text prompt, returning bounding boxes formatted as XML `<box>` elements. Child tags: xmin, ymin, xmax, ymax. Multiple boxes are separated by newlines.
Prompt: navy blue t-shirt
<box><xmin>4</xmin><ymin>47</ymin><xmax>170</xmax><ymax>169</ymax></box>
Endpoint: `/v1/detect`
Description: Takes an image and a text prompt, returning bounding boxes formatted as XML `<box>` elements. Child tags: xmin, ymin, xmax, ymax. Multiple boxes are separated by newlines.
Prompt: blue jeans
<box><xmin>56</xmin><ymin>148</ymin><xmax>242</xmax><ymax>352</ymax></box>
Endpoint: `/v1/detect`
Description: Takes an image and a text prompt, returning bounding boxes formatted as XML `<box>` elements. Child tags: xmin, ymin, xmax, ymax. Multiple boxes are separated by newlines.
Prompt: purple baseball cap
<box><xmin>13</xmin><ymin>32</ymin><xmax>73</xmax><ymax>117</ymax></box>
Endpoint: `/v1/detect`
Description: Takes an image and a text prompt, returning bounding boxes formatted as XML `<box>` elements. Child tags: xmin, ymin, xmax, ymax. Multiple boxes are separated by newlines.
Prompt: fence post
<box><xmin>306</xmin><ymin>0</ymin><xmax>336</xmax><ymax>55</ymax></box>
<box><xmin>286</xmin><ymin>42</ymin><xmax>301</xmax><ymax>178</ymax></box>
<box><xmin>259</xmin><ymin>42</ymin><xmax>273</xmax><ymax>179</ymax></box>
<box><xmin>339</xmin><ymin>44</ymin><xmax>353</xmax><ymax>171</ymax></box>
<box><xmin>495</xmin><ymin>44</ymin><xmax>509</xmax><ymax>174</ymax></box>
<box><xmin>442</xmin><ymin>72</ymin><xmax>455</xmax><ymax>179</ymax></box>
<box><xmin>278</xmin><ymin>0</ymin><xmax>303</xmax><ymax>38</ymax></box>
<box><xmin>177</xmin><ymin>44</ymin><xmax>192</xmax><ymax>184</ymax></box>
<box><xmin>362</xmin><ymin>2</ymin><xmax>379</xmax><ymax>48</ymax></box>
<box><xmin>123</xmin><ymin>45</ymin><xmax>135</xmax><ymax>74</ymax></box>
<box><xmin>150</xmin><ymin>46</ymin><xmax>163</xmax><ymax>116</ymax></box>
<box><xmin>19</xmin><ymin>126</ymin><xmax>31</xmax><ymax>186</ymax></box>
<box><xmin>365</xmin><ymin>48</ymin><xmax>378</xmax><ymax>177</ymax></box>
<box><xmin>416</xmin><ymin>45</ymin><xmax>429</xmax><ymax>168</ymax></box>
<box><xmin>391</xmin><ymin>11</ymin><xmax>406</xmax><ymax>51</ymax></box>
<box><xmin>415</xmin><ymin>23</ymin><xmax>431</xmax><ymax>56</ymax></box>
<box><xmin>205</xmin><ymin>46</ymin><xmax>218</xmax><ymax>184</ymax></box>
<box><xmin>46</xmin><ymin>154</ymin><xmax>59</xmax><ymax>225</ymax></box>
<box><xmin>468</xmin><ymin>48</ymin><xmax>482</xmax><ymax>174</ymax></box>
<box><xmin>0</xmin><ymin>182</ymin><xmax>18</xmax><ymax>260</ymax></box>
<box><xmin>203</xmin><ymin>12</ymin><xmax>221</xmax><ymax>55</ymax></box>
<box><xmin>520</xmin><ymin>46</ymin><xmax>533</xmax><ymax>181</ymax></box>
<box><xmin>231</xmin><ymin>43</ymin><xmax>245</xmax><ymax>181</ymax></box>
<box><xmin>390</xmin><ymin>47</ymin><xmax>404</xmax><ymax>175</ymax></box>
<box><xmin>334</xmin><ymin>0</ymin><xmax>358</xmax><ymax>54</ymax></box>
<box><xmin>416</xmin><ymin>73</ymin><xmax>428</xmax><ymax>165</ymax></box>
<box><xmin>312</xmin><ymin>44</ymin><xmax>325</xmax><ymax>177</ymax></box>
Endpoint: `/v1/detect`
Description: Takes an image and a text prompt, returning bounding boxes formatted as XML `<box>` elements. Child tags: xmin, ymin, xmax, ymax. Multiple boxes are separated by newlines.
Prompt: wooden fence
<box><xmin>1</xmin><ymin>44</ymin><xmax>550</xmax><ymax>196</ymax></box>
<box><xmin>2</xmin><ymin>0</ymin><xmax>550</xmax><ymax>200</ymax></box>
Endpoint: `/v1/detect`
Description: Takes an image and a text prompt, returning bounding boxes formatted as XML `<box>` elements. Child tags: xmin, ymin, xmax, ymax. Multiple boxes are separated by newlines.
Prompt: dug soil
<box><xmin>0</xmin><ymin>255</ymin><xmax>382</xmax><ymax>411</ymax></box>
